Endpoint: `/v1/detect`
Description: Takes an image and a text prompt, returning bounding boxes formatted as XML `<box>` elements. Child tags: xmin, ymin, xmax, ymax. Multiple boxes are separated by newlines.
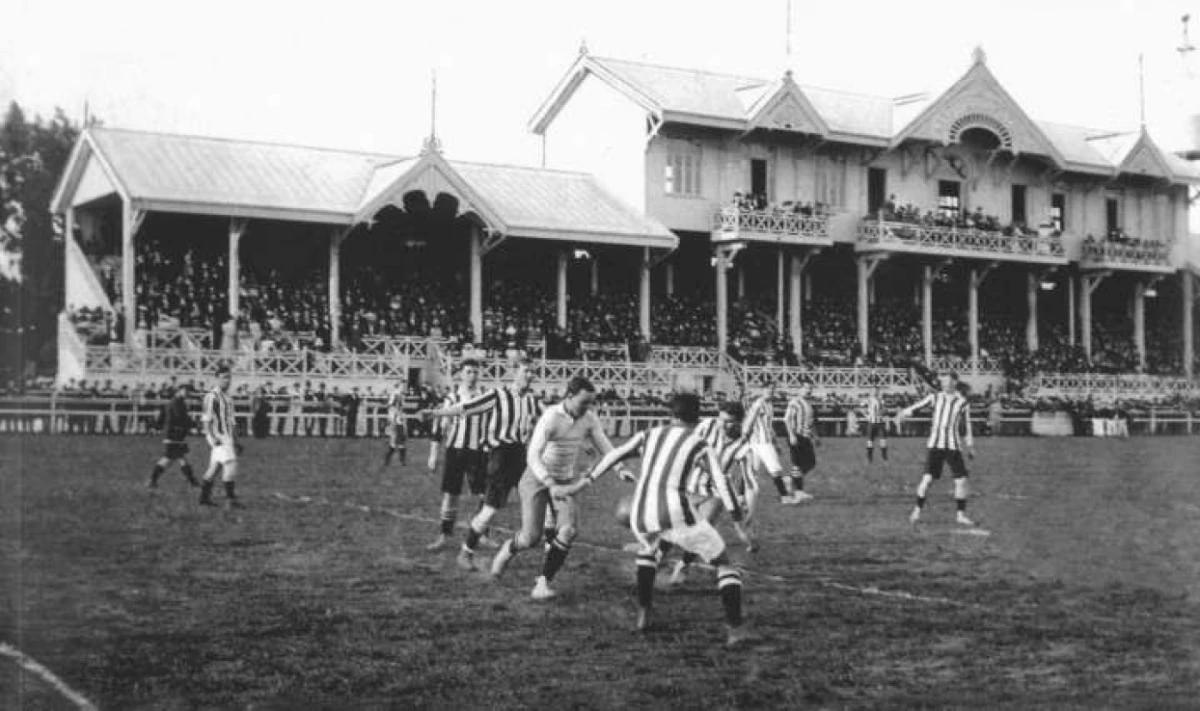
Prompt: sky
<box><xmin>2</xmin><ymin>0</ymin><xmax>1199</xmax><ymax>167</ymax></box>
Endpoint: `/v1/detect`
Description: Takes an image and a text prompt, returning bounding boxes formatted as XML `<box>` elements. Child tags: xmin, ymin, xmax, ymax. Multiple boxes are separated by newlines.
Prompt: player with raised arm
<box><xmin>744</xmin><ymin>383</ymin><xmax>796</xmax><ymax>504</ymax></box>
<box><xmin>861</xmin><ymin>385</ymin><xmax>888</xmax><ymax>463</ymax></box>
<box><xmin>423</xmin><ymin>358</ymin><xmax>541</xmax><ymax>571</ymax></box>
<box><xmin>427</xmin><ymin>360</ymin><xmax>489</xmax><ymax>550</ymax></box>
<box><xmin>382</xmin><ymin>381</ymin><xmax>408</xmax><ymax>467</ymax></box>
<box><xmin>897</xmin><ymin>372</ymin><xmax>976</xmax><ymax>527</ymax></box>
<box><xmin>199</xmin><ymin>364</ymin><xmax>243</xmax><ymax>509</ymax></box>
<box><xmin>148</xmin><ymin>384</ymin><xmax>199</xmax><ymax>490</ymax></box>
<box><xmin>559</xmin><ymin>393</ymin><xmax>752</xmax><ymax>646</ymax></box>
<box><xmin>783</xmin><ymin>381</ymin><xmax>819</xmax><ymax>502</ymax></box>
<box><xmin>489</xmin><ymin>376</ymin><xmax>631</xmax><ymax>600</ymax></box>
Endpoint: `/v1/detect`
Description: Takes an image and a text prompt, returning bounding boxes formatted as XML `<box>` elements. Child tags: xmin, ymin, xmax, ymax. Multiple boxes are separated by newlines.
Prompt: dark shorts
<box><xmin>925</xmin><ymin>448</ymin><xmax>968</xmax><ymax>479</ymax></box>
<box><xmin>789</xmin><ymin>438</ymin><xmax>816</xmax><ymax>474</ymax></box>
<box><xmin>866</xmin><ymin>422</ymin><xmax>887</xmax><ymax>441</ymax></box>
<box><xmin>485</xmin><ymin>443</ymin><xmax>527</xmax><ymax>509</ymax></box>
<box><xmin>442</xmin><ymin>447</ymin><xmax>488</xmax><ymax>495</ymax></box>
<box><xmin>163</xmin><ymin>442</ymin><xmax>189</xmax><ymax>460</ymax></box>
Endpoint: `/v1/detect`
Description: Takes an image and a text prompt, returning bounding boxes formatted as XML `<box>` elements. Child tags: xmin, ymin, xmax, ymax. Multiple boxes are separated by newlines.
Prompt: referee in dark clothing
<box><xmin>148</xmin><ymin>385</ymin><xmax>199</xmax><ymax>489</ymax></box>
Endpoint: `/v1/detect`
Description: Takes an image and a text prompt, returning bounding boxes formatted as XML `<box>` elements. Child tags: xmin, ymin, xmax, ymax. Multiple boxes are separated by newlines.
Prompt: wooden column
<box><xmin>776</xmin><ymin>249</ymin><xmax>785</xmax><ymax>337</ymax></box>
<box><xmin>328</xmin><ymin>228</ymin><xmax>342</xmax><ymax>347</ymax></box>
<box><xmin>227</xmin><ymin>218</ymin><xmax>247</xmax><ymax>321</ymax></box>
<box><xmin>470</xmin><ymin>226</ymin><xmax>483</xmax><ymax>343</ymax></box>
<box><xmin>639</xmin><ymin>248</ymin><xmax>651</xmax><ymax>340</ymax></box>
<box><xmin>1184</xmin><ymin>273</ymin><xmax>1194</xmax><ymax>379</ymax></box>
<box><xmin>922</xmin><ymin>265</ymin><xmax>934</xmax><ymax>367</ymax></box>
<box><xmin>969</xmin><ymin>268</ymin><xmax>980</xmax><ymax>365</ymax></box>
<box><xmin>1068</xmin><ymin>272</ymin><xmax>1077</xmax><ymax>347</ymax></box>
<box><xmin>1026</xmin><ymin>271</ymin><xmax>1039</xmax><ymax>352</ymax></box>
<box><xmin>789</xmin><ymin>254</ymin><xmax>802</xmax><ymax>360</ymax></box>
<box><xmin>556</xmin><ymin>249</ymin><xmax>568</xmax><ymax>330</ymax></box>
<box><xmin>1133</xmin><ymin>281</ymin><xmax>1146</xmax><ymax>371</ymax></box>
<box><xmin>121</xmin><ymin>201</ymin><xmax>136</xmax><ymax>341</ymax></box>
<box><xmin>716</xmin><ymin>250</ymin><xmax>731</xmax><ymax>353</ymax></box>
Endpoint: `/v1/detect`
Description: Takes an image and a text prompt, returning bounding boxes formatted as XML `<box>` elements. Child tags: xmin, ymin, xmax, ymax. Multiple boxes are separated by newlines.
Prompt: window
<box><xmin>815</xmin><ymin>155</ymin><xmax>847</xmax><ymax>208</ymax></box>
<box><xmin>664</xmin><ymin>151</ymin><xmax>701</xmax><ymax>196</ymax></box>
<box><xmin>750</xmin><ymin>159</ymin><xmax>768</xmax><ymax>200</ymax></box>
<box><xmin>1105</xmin><ymin>197</ymin><xmax>1119</xmax><ymax>234</ymax></box>
<box><xmin>937</xmin><ymin>180</ymin><xmax>961</xmax><ymax>220</ymax></box>
<box><xmin>1050</xmin><ymin>193</ymin><xmax>1066</xmax><ymax>232</ymax></box>
<box><xmin>1011</xmin><ymin>184</ymin><xmax>1027</xmax><ymax>226</ymax></box>
<box><xmin>867</xmin><ymin>167</ymin><xmax>887</xmax><ymax>215</ymax></box>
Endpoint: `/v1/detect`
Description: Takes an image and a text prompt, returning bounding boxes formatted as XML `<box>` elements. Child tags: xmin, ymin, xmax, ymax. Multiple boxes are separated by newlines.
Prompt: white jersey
<box><xmin>527</xmin><ymin>402</ymin><xmax>613</xmax><ymax>484</ymax></box>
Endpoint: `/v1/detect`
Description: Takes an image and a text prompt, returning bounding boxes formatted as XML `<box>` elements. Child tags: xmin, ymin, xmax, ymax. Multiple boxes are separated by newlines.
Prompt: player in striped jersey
<box><xmin>427</xmin><ymin>359</ymin><xmax>489</xmax><ymax>550</ymax></box>
<box><xmin>784</xmin><ymin>382</ymin><xmax>819</xmax><ymax>503</ymax></box>
<box><xmin>423</xmin><ymin>358</ymin><xmax>542</xmax><ymax>570</ymax></box>
<box><xmin>199</xmin><ymin>364</ymin><xmax>243</xmax><ymax>508</ymax></box>
<box><xmin>561</xmin><ymin>393</ymin><xmax>751</xmax><ymax>646</ymax></box>
<box><xmin>860</xmin><ymin>385</ymin><xmax>888</xmax><ymax>463</ymax></box>
<box><xmin>382</xmin><ymin>381</ymin><xmax>407</xmax><ymax>467</ymax></box>
<box><xmin>743</xmin><ymin>383</ymin><xmax>796</xmax><ymax>504</ymax></box>
<box><xmin>490</xmin><ymin>376</ymin><xmax>630</xmax><ymax>600</ymax></box>
<box><xmin>898</xmin><ymin>372</ymin><xmax>976</xmax><ymax>527</ymax></box>
<box><xmin>669</xmin><ymin>401</ymin><xmax>757</xmax><ymax>585</ymax></box>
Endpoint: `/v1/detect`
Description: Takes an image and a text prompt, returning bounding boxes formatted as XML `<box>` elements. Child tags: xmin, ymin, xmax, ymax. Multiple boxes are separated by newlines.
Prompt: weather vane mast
<box><xmin>423</xmin><ymin>68</ymin><xmax>442</xmax><ymax>155</ymax></box>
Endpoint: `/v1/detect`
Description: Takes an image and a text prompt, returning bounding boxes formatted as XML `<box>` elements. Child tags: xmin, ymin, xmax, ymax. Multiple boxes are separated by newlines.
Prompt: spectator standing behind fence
<box><xmin>251</xmin><ymin>387</ymin><xmax>271</xmax><ymax>439</ymax></box>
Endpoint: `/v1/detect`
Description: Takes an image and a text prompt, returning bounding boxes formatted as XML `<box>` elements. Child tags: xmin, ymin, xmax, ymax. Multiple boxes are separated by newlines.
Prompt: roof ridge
<box><xmin>590</xmin><ymin>55</ymin><xmax>767</xmax><ymax>86</ymax></box>
<box><xmin>450</xmin><ymin>159</ymin><xmax>591</xmax><ymax>177</ymax></box>
<box><xmin>91</xmin><ymin>125</ymin><xmax>404</xmax><ymax>161</ymax></box>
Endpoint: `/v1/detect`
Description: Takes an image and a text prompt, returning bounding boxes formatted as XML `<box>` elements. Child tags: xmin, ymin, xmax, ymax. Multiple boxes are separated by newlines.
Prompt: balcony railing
<box><xmin>712</xmin><ymin>207</ymin><xmax>830</xmax><ymax>243</ymax></box>
<box><xmin>857</xmin><ymin>220</ymin><xmax>1066</xmax><ymax>261</ymax></box>
<box><xmin>1029</xmin><ymin>372</ymin><xmax>1200</xmax><ymax>400</ymax></box>
<box><xmin>1080</xmin><ymin>238</ymin><xmax>1173</xmax><ymax>271</ymax></box>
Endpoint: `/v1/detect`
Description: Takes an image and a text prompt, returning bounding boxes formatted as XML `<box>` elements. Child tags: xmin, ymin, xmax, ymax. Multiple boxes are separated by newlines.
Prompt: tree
<box><xmin>0</xmin><ymin>101</ymin><xmax>80</xmax><ymax>383</ymax></box>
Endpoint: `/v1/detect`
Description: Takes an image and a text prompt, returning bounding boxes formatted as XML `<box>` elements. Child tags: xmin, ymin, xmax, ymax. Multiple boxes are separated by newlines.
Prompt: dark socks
<box><xmin>224</xmin><ymin>481</ymin><xmax>236</xmax><ymax>500</ymax></box>
<box><xmin>180</xmin><ymin>464</ymin><xmax>197</xmax><ymax>486</ymax></box>
<box><xmin>199</xmin><ymin>479</ymin><xmax>215</xmax><ymax>504</ymax></box>
<box><xmin>956</xmin><ymin>498</ymin><xmax>967</xmax><ymax>512</ymax></box>
<box><xmin>771</xmin><ymin>476</ymin><xmax>788</xmax><ymax>497</ymax></box>
<box><xmin>718</xmin><ymin>569</ymin><xmax>744</xmax><ymax>627</ymax></box>
<box><xmin>149</xmin><ymin>464</ymin><xmax>165</xmax><ymax>486</ymax></box>
<box><xmin>636</xmin><ymin>553</ymin><xmax>658</xmax><ymax>609</ymax></box>
<box><xmin>464</xmin><ymin>526</ymin><xmax>482</xmax><ymax>552</ymax></box>
<box><xmin>542</xmin><ymin>536</ymin><xmax>570</xmax><ymax>582</ymax></box>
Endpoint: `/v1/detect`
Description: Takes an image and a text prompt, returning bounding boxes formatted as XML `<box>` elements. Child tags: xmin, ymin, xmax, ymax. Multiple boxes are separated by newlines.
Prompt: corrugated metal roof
<box><xmin>803</xmin><ymin>85</ymin><xmax>892</xmax><ymax>138</ymax></box>
<box><xmin>89</xmin><ymin>128</ymin><xmax>398</xmax><ymax>216</ymax></box>
<box><xmin>451</xmin><ymin>161</ymin><xmax>675</xmax><ymax>240</ymax></box>
<box><xmin>1036</xmin><ymin>122</ymin><xmax>1116</xmax><ymax>170</ymax></box>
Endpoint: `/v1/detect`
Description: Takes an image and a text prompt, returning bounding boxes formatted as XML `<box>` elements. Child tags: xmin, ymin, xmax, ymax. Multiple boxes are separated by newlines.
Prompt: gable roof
<box><xmin>532</xmin><ymin>50</ymin><xmax>1198</xmax><ymax>183</ymax></box>
<box><xmin>51</xmin><ymin>127</ymin><xmax>678</xmax><ymax>249</ymax></box>
<box><xmin>743</xmin><ymin>72</ymin><xmax>830</xmax><ymax>136</ymax></box>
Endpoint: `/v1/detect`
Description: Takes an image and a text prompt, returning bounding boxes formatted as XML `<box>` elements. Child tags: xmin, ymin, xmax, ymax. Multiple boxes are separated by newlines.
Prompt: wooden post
<box><xmin>639</xmin><ymin>247</ymin><xmax>651</xmax><ymax>340</ymax></box>
<box><xmin>716</xmin><ymin>251</ymin><xmax>730</xmax><ymax>354</ymax></box>
<box><xmin>1068</xmin><ymin>272</ymin><xmax>1076</xmax><ymax>347</ymax></box>
<box><xmin>1133</xmin><ymin>281</ymin><xmax>1146</xmax><ymax>371</ymax></box>
<box><xmin>776</xmin><ymin>249</ymin><xmax>785</xmax><ymax>337</ymax></box>
<box><xmin>121</xmin><ymin>200</ymin><xmax>136</xmax><ymax>343</ymax></box>
<box><xmin>857</xmin><ymin>257</ymin><xmax>870</xmax><ymax>357</ymax></box>
<box><xmin>1184</xmin><ymin>273</ymin><xmax>1194</xmax><ymax>380</ymax></box>
<box><xmin>328</xmin><ymin>227</ymin><xmax>343</xmax><ymax>347</ymax></box>
<box><xmin>969</xmin><ymin>267</ymin><xmax>980</xmax><ymax>365</ymax></box>
<box><xmin>1026</xmin><ymin>271</ymin><xmax>1039</xmax><ymax>352</ymax></box>
<box><xmin>470</xmin><ymin>226</ymin><xmax>483</xmax><ymax>343</ymax></box>
<box><xmin>228</xmin><ymin>218</ymin><xmax>247</xmax><ymax>320</ymax></box>
<box><xmin>556</xmin><ymin>249</ymin><xmax>568</xmax><ymax>330</ymax></box>
<box><xmin>789</xmin><ymin>253</ymin><xmax>802</xmax><ymax>360</ymax></box>
<box><xmin>922</xmin><ymin>265</ymin><xmax>934</xmax><ymax>367</ymax></box>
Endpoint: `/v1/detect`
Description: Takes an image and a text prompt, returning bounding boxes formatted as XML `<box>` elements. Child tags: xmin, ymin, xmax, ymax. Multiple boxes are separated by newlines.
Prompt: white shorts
<box><xmin>210</xmin><ymin>443</ymin><xmax>238</xmax><ymax>465</ymax></box>
<box><xmin>749</xmin><ymin>442</ymin><xmax>783</xmax><ymax>475</ymax></box>
<box><xmin>635</xmin><ymin>520</ymin><xmax>727</xmax><ymax>564</ymax></box>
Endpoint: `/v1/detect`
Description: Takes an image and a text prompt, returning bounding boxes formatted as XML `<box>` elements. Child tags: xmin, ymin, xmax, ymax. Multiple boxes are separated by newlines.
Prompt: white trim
<box><xmin>0</xmin><ymin>643</ymin><xmax>98</xmax><ymax>711</ymax></box>
<box><xmin>510</xmin><ymin>226</ymin><xmax>677</xmax><ymax>250</ymax></box>
<box><xmin>131</xmin><ymin>198</ymin><xmax>352</xmax><ymax>225</ymax></box>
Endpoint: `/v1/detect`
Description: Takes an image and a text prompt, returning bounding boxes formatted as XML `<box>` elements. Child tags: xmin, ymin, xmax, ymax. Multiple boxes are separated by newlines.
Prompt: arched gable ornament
<box><xmin>948</xmin><ymin>113</ymin><xmax>1013</xmax><ymax>151</ymax></box>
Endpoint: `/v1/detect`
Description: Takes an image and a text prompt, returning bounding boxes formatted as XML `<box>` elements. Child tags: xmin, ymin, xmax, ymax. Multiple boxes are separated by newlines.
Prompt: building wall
<box><xmin>541</xmin><ymin>74</ymin><xmax>648</xmax><ymax>214</ymax></box>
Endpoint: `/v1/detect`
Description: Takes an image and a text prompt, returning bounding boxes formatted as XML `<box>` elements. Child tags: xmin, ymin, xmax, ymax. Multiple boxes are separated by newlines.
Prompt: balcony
<box><xmin>1079</xmin><ymin>237</ymin><xmax>1174</xmax><ymax>273</ymax></box>
<box><xmin>856</xmin><ymin>220</ymin><xmax>1067</xmax><ymax>265</ymax></box>
<box><xmin>712</xmin><ymin>207</ymin><xmax>832</xmax><ymax>246</ymax></box>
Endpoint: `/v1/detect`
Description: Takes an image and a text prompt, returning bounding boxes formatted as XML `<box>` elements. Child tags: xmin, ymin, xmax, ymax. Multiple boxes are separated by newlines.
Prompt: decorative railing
<box><xmin>358</xmin><ymin>335</ymin><xmax>453</xmax><ymax>361</ymax></box>
<box><xmin>647</xmin><ymin>346</ymin><xmax>725</xmax><ymax>370</ymax></box>
<box><xmin>464</xmin><ymin>358</ymin><xmax>682</xmax><ymax>395</ymax></box>
<box><xmin>83</xmin><ymin>346</ymin><xmax>411</xmax><ymax>384</ymax></box>
<box><xmin>1029</xmin><ymin>372</ymin><xmax>1200</xmax><ymax>400</ymax></box>
<box><xmin>929</xmin><ymin>356</ymin><xmax>1004</xmax><ymax>375</ymax></box>
<box><xmin>1080</xmin><ymin>239</ymin><xmax>1172</xmax><ymax>270</ymax></box>
<box><xmin>858</xmin><ymin>220</ymin><xmax>1065</xmax><ymax>260</ymax></box>
<box><xmin>712</xmin><ymin>207</ymin><xmax>830</xmax><ymax>243</ymax></box>
<box><xmin>735</xmin><ymin>364</ymin><xmax>920</xmax><ymax>393</ymax></box>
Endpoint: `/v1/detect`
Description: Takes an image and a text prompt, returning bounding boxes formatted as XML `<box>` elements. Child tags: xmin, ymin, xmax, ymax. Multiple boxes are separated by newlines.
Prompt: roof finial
<box><xmin>579</xmin><ymin>38</ymin><xmax>589</xmax><ymax>56</ymax></box>
<box><xmin>972</xmin><ymin>45</ymin><xmax>987</xmax><ymax>66</ymax></box>
<box><xmin>422</xmin><ymin>69</ymin><xmax>442</xmax><ymax>155</ymax></box>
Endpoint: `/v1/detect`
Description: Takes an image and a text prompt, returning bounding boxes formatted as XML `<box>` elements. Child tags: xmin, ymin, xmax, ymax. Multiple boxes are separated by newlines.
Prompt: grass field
<box><xmin>3</xmin><ymin>433</ymin><xmax>1200</xmax><ymax>709</ymax></box>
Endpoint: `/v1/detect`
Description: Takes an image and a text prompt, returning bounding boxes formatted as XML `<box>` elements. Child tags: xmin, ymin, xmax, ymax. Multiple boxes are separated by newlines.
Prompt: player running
<box><xmin>382</xmin><ymin>381</ymin><xmax>408</xmax><ymax>467</ymax></box>
<box><xmin>490</xmin><ymin>376</ymin><xmax>630</xmax><ymax>600</ymax></box>
<box><xmin>427</xmin><ymin>360</ymin><xmax>489</xmax><ymax>550</ymax></box>
<box><xmin>897</xmin><ymin>372</ymin><xmax>976</xmax><ymax>527</ymax></box>
<box><xmin>560</xmin><ymin>393</ymin><xmax>751</xmax><ymax>646</ymax></box>
<box><xmin>423</xmin><ymin>358</ymin><xmax>541</xmax><ymax>571</ymax></box>
<box><xmin>148</xmin><ymin>384</ymin><xmax>200</xmax><ymax>490</ymax></box>
<box><xmin>743</xmin><ymin>383</ymin><xmax>797</xmax><ymax>504</ymax></box>
<box><xmin>783</xmin><ymin>382</ymin><xmax>819</xmax><ymax>501</ymax></box>
<box><xmin>199</xmin><ymin>364</ymin><xmax>243</xmax><ymax>509</ymax></box>
<box><xmin>861</xmin><ymin>385</ymin><xmax>888</xmax><ymax>463</ymax></box>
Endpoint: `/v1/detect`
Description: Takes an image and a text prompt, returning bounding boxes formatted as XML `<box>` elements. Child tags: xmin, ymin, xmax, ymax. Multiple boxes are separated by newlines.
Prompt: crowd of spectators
<box><xmin>1083</xmin><ymin>230</ymin><xmax>1170</xmax><ymax>263</ymax></box>
<box><xmin>728</xmin><ymin>192</ymin><xmax>830</xmax><ymax>218</ymax></box>
<box><xmin>872</xmin><ymin>195</ymin><xmax>1055</xmax><ymax>239</ymax></box>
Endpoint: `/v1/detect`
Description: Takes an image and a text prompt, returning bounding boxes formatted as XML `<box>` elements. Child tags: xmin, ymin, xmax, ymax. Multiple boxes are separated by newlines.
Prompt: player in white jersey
<box><xmin>898</xmin><ymin>372</ymin><xmax>976</xmax><ymax>527</ymax></box>
<box><xmin>199</xmin><ymin>364</ymin><xmax>243</xmax><ymax>508</ymax></box>
<box><xmin>382</xmin><ymin>381</ymin><xmax>407</xmax><ymax>467</ymax></box>
<box><xmin>560</xmin><ymin>393</ymin><xmax>752</xmax><ymax>646</ymax></box>
<box><xmin>490</xmin><ymin>376</ymin><xmax>631</xmax><ymax>599</ymax></box>
<box><xmin>743</xmin><ymin>383</ymin><xmax>795</xmax><ymax>503</ymax></box>
<box><xmin>783</xmin><ymin>382</ymin><xmax>819</xmax><ymax>502</ymax></box>
<box><xmin>860</xmin><ymin>385</ymin><xmax>888</xmax><ymax>463</ymax></box>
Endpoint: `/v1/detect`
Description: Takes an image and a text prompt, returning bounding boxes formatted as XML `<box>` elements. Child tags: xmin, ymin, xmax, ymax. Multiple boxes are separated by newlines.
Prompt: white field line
<box><xmin>271</xmin><ymin>491</ymin><xmax>986</xmax><ymax>610</ymax></box>
<box><xmin>0</xmin><ymin>643</ymin><xmax>99</xmax><ymax>711</ymax></box>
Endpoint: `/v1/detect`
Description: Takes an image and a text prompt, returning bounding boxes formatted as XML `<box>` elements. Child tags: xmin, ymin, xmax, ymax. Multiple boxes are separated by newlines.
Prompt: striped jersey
<box><xmin>688</xmin><ymin>417</ymin><xmax>753</xmax><ymax>499</ymax></box>
<box><xmin>785</xmin><ymin>397</ymin><xmax>815</xmax><ymax>439</ymax></box>
<box><xmin>743</xmin><ymin>396</ymin><xmax>776</xmax><ymax>444</ymax></box>
<box><xmin>387</xmin><ymin>388</ymin><xmax>405</xmax><ymax>424</ymax></box>
<box><xmin>444</xmin><ymin>386</ymin><xmax>488</xmax><ymax>450</ymax></box>
<box><xmin>202</xmin><ymin>387</ymin><xmax>235</xmax><ymax>442</ymax></box>
<box><xmin>864</xmin><ymin>396</ymin><xmax>885</xmax><ymax>424</ymax></box>
<box><xmin>909</xmin><ymin>391</ymin><xmax>972</xmax><ymax>450</ymax></box>
<box><xmin>459</xmin><ymin>385</ymin><xmax>541</xmax><ymax>447</ymax></box>
<box><xmin>597</xmin><ymin>425</ymin><xmax>738</xmax><ymax>535</ymax></box>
